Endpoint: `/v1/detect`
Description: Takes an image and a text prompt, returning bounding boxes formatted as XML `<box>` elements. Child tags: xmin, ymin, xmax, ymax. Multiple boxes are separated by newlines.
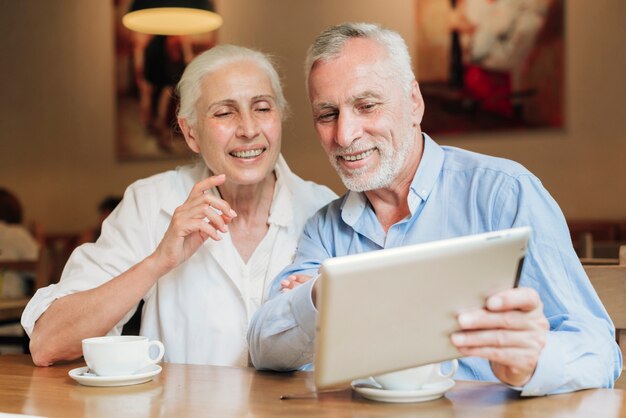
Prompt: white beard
<box><xmin>329</xmin><ymin>133</ymin><xmax>414</xmax><ymax>192</ymax></box>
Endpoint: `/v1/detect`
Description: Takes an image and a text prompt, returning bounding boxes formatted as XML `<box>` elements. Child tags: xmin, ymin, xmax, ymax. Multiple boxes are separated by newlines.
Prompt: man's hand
<box><xmin>280</xmin><ymin>274</ymin><xmax>312</xmax><ymax>293</ymax></box>
<box><xmin>450</xmin><ymin>287</ymin><xmax>549</xmax><ymax>387</ymax></box>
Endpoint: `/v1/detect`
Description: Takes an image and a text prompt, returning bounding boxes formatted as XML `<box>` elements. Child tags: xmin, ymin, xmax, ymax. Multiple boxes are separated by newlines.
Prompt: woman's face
<box><xmin>181</xmin><ymin>60</ymin><xmax>282</xmax><ymax>187</ymax></box>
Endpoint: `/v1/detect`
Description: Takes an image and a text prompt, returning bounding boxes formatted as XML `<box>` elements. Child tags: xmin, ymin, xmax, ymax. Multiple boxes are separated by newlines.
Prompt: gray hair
<box><xmin>304</xmin><ymin>22</ymin><xmax>415</xmax><ymax>95</ymax></box>
<box><xmin>177</xmin><ymin>45</ymin><xmax>288</xmax><ymax>127</ymax></box>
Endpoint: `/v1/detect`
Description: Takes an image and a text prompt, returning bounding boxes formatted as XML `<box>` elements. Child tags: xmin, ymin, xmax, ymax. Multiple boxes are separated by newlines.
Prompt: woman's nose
<box><xmin>236</xmin><ymin>112</ymin><xmax>260</xmax><ymax>139</ymax></box>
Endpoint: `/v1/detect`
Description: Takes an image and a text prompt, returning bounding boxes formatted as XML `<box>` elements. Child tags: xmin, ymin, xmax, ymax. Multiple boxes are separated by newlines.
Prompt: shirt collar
<box><xmin>340</xmin><ymin>133</ymin><xmax>444</xmax><ymax>226</ymax></box>
<box><xmin>340</xmin><ymin>189</ymin><xmax>368</xmax><ymax>227</ymax></box>
<box><xmin>267</xmin><ymin>155</ymin><xmax>293</xmax><ymax>228</ymax></box>
<box><xmin>409</xmin><ymin>133</ymin><xmax>444</xmax><ymax>204</ymax></box>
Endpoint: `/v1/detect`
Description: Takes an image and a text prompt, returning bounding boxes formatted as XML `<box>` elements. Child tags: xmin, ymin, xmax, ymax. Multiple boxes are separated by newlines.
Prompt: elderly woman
<box><xmin>23</xmin><ymin>45</ymin><xmax>336</xmax><ymax>367</ymax></box>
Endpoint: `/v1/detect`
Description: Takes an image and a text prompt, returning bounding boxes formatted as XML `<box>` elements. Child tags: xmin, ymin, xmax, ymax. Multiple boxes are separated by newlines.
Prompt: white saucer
<box><xmin>351</xmin><ymin>378</ymin><xmax>455</xmax><ymax>403</ymax></box>
<box><xmin>68</xmin><ymin>364</ymin><xmax>162</xmax><ymax>387</ymax></box>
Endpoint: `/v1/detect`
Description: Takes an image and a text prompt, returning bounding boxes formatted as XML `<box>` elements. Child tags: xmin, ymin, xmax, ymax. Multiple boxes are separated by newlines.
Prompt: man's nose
<box><xmin>335</xmin><ymin>112</ymin><xmax>362</xmax><ymax>148</ymax></box>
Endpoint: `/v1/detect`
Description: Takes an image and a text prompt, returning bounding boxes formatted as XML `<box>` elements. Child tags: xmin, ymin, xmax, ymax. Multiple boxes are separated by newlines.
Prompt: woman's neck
<box><xmin>218</xmin><ymin>173</ymin><xmax>276</xmax><ymax>223</ymax></box>
<box><xmin>218</xmin><ymin>173</ymin><xmax>277</xmax><ymax>263</ymax></box>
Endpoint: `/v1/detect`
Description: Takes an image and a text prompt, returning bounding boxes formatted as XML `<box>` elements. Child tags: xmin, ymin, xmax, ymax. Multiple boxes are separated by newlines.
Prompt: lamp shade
<box><xmin>123</xmin><ymin>0</ymin><xmax>223</xmax><ymax>35</ymax></box>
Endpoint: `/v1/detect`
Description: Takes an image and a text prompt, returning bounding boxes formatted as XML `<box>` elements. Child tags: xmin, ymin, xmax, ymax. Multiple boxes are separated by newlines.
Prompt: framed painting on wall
<box><xmin>415</xmin><ymin>0</ymin><xmax>564</xmax><ymax>136</ymax></box>
<box><xmin>113</xmin><ymin>0</ymin><xmax>219</xmax><ymax>160</ymax></box>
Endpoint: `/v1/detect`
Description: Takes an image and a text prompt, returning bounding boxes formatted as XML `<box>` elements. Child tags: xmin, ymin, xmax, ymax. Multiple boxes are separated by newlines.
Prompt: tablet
<box><xmin>313</xmin><ymin>227</ymin><xmax>530</xmax><ymax>389</ymax></box>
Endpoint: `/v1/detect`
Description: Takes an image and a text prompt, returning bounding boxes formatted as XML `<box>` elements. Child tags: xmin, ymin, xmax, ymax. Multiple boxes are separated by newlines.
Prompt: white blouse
<box><xmin>22</xmin><ymin>156</ymin><xmax>336</xmax><ymax>366</ymax></box>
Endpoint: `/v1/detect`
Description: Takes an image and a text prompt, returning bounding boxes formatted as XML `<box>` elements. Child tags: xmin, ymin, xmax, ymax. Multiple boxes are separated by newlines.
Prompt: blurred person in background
<box><xmin>0</xmin><ymin>188</ymin><xmax>39</xmax><ymax>299</ymax></box>
<box><xmin>77</xmin><ymin>196</ymin><xmax>123</xmax><ymax>245</ymax></box>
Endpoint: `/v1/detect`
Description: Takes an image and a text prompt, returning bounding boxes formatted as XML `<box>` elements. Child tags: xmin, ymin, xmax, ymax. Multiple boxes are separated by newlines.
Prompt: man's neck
<box><xmin>364</xmin><ymin>135</ymin><xmax>424</xmax><ymax>233</ymax></box>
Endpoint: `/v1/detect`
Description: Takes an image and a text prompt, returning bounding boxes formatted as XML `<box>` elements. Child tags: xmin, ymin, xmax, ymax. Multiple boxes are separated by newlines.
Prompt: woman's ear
<box><xmin>178</xmin><ymin>118</ymin><xmax>201</xmax><ymax>154</ymax></box>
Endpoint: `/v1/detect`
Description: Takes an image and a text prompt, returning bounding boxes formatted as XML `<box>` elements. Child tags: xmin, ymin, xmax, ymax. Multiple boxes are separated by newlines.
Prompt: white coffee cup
<box><xmin>82</xmin><ymin>335</ymin><xmax>165</xmax><ymax>377</ymax></box>
<box><xmin>372</xmin><ymin>359</ymin><xmax>458</xmax><ymax>391</ymax></box>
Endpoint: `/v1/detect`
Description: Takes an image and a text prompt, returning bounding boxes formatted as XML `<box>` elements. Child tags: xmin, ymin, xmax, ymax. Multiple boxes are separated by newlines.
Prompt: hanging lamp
<box><xmin>123</xmin><ymin>0</ymin><xmax>223</xmax><ymax>35</ymax></box>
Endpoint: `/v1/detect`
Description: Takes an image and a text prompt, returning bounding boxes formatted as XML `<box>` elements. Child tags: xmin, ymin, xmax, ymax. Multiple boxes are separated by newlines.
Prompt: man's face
<box><xmin>307</xmin><ymin>38</ymin><xmax>424</xmax><ymax>192</ymax></box>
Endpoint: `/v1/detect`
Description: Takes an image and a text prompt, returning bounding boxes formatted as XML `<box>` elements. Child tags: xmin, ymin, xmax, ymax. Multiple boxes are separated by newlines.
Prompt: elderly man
<box><xmin>248</xmin><ymin>23</ymin><xmax>621</xmax><ymax>395</ymax></box>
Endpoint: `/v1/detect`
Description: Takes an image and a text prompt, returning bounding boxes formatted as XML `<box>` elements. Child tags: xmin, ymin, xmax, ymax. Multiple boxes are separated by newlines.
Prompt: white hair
<box><xmin>177</xmin><ymin>44</ymin><xmax>288</xmax><ymax>127</ymax></box>
<box><xmin>304</xmin><ymin>22</ymin><xmax>415</xmax><ymax>95</ymax></box>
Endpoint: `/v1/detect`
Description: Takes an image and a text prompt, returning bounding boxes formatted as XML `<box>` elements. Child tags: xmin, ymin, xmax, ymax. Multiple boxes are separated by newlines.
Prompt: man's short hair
<box><xmin>304</xmin><ymin>22</ymin><xmax>415</xmax><ymax>95</ymax></box>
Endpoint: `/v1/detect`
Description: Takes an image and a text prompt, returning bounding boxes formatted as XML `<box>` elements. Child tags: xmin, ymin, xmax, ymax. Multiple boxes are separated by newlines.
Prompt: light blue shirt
<box><xmin>248</xmin><ymin>134</ymin><xmax>622</xmax><ymax>396</ymax></box>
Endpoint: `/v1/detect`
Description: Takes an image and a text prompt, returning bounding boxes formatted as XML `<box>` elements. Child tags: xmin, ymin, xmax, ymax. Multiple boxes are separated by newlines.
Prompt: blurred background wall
<box><xmin>1</xmin><ymin>0</ymin><xmax>625</xmax><ymax>233</ymax></box>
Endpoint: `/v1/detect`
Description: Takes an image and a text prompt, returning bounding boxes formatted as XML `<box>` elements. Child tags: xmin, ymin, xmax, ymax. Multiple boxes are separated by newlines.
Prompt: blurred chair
<box><xmin>620</xmin><ymin>220</ymin><xmax>626</xmax><ymax>240</ymax></box>
<box><xmin>568</xmin><ymin>220</ymin><xmax>620</xmax><ymax>242</ymax></box>
<box><xmin>568</xmin><ymin>220</ymin><xmax>621</xmax><ymax>259</ymax></box>
<box><xmin>578</xmin><ymin>232</ymin><xmax>594</xmax><ymax>260</ymax></box>
<box><xmin>579</xmin><ymin>233</ymin><xmax>624</xmax><ymax>266</ymax></box>
<box><xmin>0</xmin><ymin>249</ymin><xmax>49</xmax><ymax>353</ymax></box>
<box><xmin>584</xmin><ymin>246</ymin><xmax>626</xmax><ymax>389</ymax></box>
<box><xmin>44</xmin><ymin>233</ymin><xmax>79</xmax><ymax>284</ymax></box>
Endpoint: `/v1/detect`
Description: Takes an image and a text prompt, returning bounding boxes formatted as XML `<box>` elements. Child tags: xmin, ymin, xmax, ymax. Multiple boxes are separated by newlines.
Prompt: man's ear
<box><xmin>409</xmin><ymin>80</ymin><xmax>425</xmax><ymax>127</ymax></box>
<box><xmin>178</xmin><ymin>118</ymin><xmax>201</xmax><ymax>154</ymax></box>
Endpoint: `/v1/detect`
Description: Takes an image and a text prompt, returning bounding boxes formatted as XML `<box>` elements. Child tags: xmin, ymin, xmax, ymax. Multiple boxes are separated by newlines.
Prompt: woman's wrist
<box><xmin>141</xmin><ymin>252</ymin><xmax>173</xmax><ymax>280</ymax></box>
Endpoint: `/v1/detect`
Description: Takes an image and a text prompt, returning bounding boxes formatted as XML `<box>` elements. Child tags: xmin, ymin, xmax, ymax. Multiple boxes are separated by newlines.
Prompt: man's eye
<box><xmin>359</xmin><ymin>102</ymin><xmax>377</xmax><ymax>112</ymax></box>
<box><xmin>255</xmin><ymin>107</ymin><xmax>271</xmax><ymax>113</ymax></box>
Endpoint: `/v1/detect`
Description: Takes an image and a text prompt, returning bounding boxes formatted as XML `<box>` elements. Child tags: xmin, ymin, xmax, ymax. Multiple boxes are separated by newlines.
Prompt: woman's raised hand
<box><xmin>151</xmin><ymin>174</ymin><xmax>237</xmax><ymax>274</ymax></box>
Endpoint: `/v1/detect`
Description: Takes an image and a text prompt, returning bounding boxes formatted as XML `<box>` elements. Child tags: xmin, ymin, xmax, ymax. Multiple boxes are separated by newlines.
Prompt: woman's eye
<box><xmin>317</xmin><ymin>112</ymin><xmax>338</xmax><ymax>122</ymax></box>
<box><xmin>253</xmin><ymin>101</ymin><xmax>273</xmax><ymax>113</ymax></box>
<box><xmin>214</xmin><ymin>111</ymin><xmax>232</xmax><ymax>118</ymax></box>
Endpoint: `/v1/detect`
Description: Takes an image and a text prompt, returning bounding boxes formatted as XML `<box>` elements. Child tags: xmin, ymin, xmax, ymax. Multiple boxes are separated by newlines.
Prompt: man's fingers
<box><xmin>457</xmin><ymin>309</ymin><xmax>547</xmax><ymax>331</ymax></box>
<box><xmin>485</xmin><ymin>287</ymin><xmax>542</xmax><ymax>313</ymax></box>
<box><xmin>280</xmin><ymin>275</ymin><xmax>312</xmax><ymax>293</ymax></box>
<box><xmin>291</xmin><ymin>274</ymin><xmax>312</xmax><ymax>284</ymax></box>
<box><xmin>451</xmin><ymin>329</ymin><xmax>546</xmax><ymax>350</ymax></box>
<box><xmin>451</xmin><ymin>289</ymin><xmax>547</xmax><ymax>389</ymax></box>
<box><xmin>455</xmin><ymin>346</ymin><xmax>538</xmax><ymax>372</ymax></box>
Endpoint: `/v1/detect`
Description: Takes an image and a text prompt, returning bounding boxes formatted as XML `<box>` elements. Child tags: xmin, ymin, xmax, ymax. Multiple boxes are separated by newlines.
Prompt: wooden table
<box><xmin>1</xmin><ymin>355</ymin><xmax>624</xmax><ymax>417</ymax></box>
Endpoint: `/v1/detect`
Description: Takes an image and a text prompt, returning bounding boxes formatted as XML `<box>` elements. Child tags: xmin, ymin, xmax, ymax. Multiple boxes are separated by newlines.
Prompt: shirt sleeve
<box><xmin>21</xmin><ymin>184</ymin><xmax>156</xmax><ymax>337</ymax></box>
<box><xmin>248</xmin><ymin>211</ymin><xmax>334</xmax><ymax>371</ymax></box>
<box><xmin>492</xmin><ymin>174</ymin><xmax>622</xmax><ymax>395</ymax></box>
